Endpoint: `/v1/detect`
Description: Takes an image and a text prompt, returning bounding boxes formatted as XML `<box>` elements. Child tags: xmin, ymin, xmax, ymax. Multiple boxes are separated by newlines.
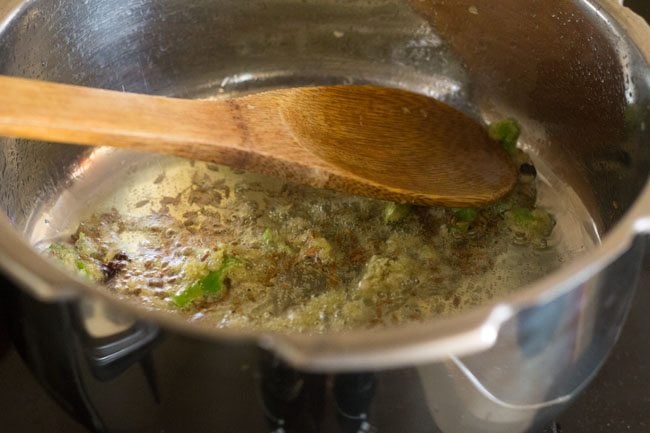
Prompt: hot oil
<box><xmin>30</xmin><ymin>149</ymin><xmax>597</xmax><ymax>333</ymax></box>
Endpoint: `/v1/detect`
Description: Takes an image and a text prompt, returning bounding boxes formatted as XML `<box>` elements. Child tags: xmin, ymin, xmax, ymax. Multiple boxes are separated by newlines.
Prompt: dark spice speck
<box><xmin>519</xmin><ymin>163</ymin><xmax>537</xmax><ymax>177</ymax></box>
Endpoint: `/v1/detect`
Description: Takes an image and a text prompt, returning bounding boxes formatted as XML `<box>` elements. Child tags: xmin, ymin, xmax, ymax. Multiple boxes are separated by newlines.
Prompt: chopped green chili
<box><xmin>489</xmin><ymin>119</ymin><xmax>521</xmax><ymax>155</ymax></box>
<box><xmin>384</xmin><ymin>202</ymin><xmax>411</xmax><ymax>223</ymax></box>
<box><xmin>172</xmin><ymin>256</ymin><xmax>240</xmax><ymax>308</ymax></box>
<box><xmin>48</xmin><ymin>243</ymin><xmax>102</xmax><ymax>281</ymax></box>
<box><xmin>262</xmin><ymin>228</ymin><xmax>274</xmax><ymax>244</ymax></box>
<box><xmin>505</xmin><ymin>207</ymin><xmax>555</xmax><ymax>239</ymax></box>
<box><xmin>454</xmin><ymin>208</ymin><xmax>478</xmax><ymax>222</ymax></box>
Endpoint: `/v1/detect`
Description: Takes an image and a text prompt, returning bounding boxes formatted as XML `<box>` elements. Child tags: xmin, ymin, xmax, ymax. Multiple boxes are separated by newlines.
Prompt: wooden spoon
<box><xmin>0</xmin><ymin>75</ymin><xmax>516</xmax><ymax>207</ymax></box>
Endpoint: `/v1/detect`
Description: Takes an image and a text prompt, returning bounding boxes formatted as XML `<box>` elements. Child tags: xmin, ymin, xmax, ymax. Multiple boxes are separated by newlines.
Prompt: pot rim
<box><xmin>0</xmin><ymin>0</ymin><xmax>648</xmax><ymax>372</ymax></box>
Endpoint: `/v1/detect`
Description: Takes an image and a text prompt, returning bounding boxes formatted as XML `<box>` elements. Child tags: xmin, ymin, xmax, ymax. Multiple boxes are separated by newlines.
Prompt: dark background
<box><xmin>1</xmin><ymin>1</ymin><xmax>649</xmax><ymax>432</ymax></box>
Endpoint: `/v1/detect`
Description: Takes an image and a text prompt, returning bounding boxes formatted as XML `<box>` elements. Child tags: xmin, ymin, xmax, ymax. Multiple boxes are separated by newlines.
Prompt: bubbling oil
<box><xmin>34</xmin><ymin>152</ymin><xmax>596</xmax><ymax>333</ymax></box>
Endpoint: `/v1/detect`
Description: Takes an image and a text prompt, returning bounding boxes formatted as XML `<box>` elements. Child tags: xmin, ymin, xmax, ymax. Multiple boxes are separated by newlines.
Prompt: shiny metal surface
<box><xmin>0</xmin><ymin>1</ymin><xmax>649</xmax><ymax>432</ymax></box>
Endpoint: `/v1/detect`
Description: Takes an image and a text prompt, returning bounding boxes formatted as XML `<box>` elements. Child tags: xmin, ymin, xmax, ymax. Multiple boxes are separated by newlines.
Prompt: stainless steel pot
<box><xmin>0</xmin><ymin>1</ymin><xmax>649</xmax><ymax>432</ymax></box>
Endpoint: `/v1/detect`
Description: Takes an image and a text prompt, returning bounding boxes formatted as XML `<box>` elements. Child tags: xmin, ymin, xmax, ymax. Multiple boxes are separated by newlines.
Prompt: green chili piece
<box><xmin>505</xmin><ymin>207</ymin><xmax>555</xmax><ymax>239</ymax></box>
<box><xmin>171</xmin><ymin>281</ymin><xmax>204</xmax><ymax>308</ymax></box>
<box><xmin>454</xmin><ymin>208</ymin><xmax>478</xmax><ymax>222</ymax></box>
<box><xmin>489</xmin><ymin>119</ymin><xmax>521</xmax><ymax>155</ymax></box>
<box><xmin>262</xmin><ymin>228</ymin><xmax>274</xmax><ymax>244</ymax></box>
<box><xmin>384</xmin><ymin>202</ymin><xmax>411</xmax><ymax>223</ymax></box>
<box><xmin>172</xmin><ymin>256</ymin><xmax>240</xmax><ymax>308</ymax></box>
<box><xmin>48</xmin><ymin>243</ymin><xmax>79</xmax><ymax>268</ymax></box>
<box><xmin>76</xmin><ymin>259</ymin><xmax>88</xmax><ymax>272</ymax></box>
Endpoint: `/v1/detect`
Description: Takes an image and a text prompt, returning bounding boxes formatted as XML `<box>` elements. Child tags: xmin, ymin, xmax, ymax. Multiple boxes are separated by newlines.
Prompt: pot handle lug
<box><xmin>261</xmin><ymin>304</ymin><xmax>514</xmax><ymax>372</ymax></box>
<box><xmin>72</xmin><ymin>298</ymin><xmax>161</xmax><ymax>383</ymax></box>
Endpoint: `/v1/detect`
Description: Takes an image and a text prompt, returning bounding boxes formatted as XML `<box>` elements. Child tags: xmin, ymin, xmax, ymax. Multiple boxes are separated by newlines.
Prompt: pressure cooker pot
<box><xmin>0</xmin><ymin>1</ymin><xmax>649</xmax><ymax>432</ymax></box>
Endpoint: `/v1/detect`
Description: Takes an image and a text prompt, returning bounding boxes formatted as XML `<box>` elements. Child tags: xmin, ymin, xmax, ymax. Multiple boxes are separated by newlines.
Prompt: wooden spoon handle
<box><xmin>0</xmin><ymin>75</ymin><xmax>254</xmax><ymax>161</ymax></box>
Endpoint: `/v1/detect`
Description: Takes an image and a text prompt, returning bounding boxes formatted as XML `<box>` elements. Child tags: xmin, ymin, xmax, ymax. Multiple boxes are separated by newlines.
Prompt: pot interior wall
<box><xmin>0</xmin><ymin>0</ymin><xmax>648</xmax><ymax>248</ymax></box>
